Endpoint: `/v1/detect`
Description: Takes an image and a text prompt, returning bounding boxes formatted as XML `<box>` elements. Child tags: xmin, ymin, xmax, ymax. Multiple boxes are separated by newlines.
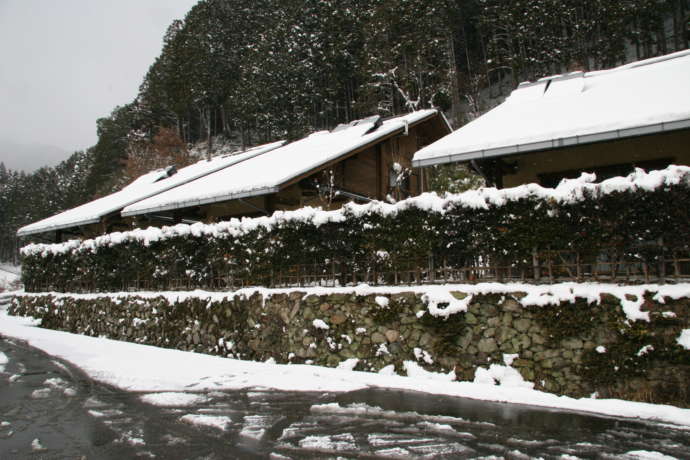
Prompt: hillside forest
<box><xmin>1</xmin><ymin>0</ymin><xmax>689</xmax><ymax>262</ymax></box>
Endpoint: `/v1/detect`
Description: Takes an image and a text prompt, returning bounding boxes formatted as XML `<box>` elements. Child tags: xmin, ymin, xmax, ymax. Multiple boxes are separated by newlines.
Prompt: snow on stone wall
<box><xmin>10</xmin><ymin>282</ymin><xmax>690</xmax><ymax>407</ymax></box>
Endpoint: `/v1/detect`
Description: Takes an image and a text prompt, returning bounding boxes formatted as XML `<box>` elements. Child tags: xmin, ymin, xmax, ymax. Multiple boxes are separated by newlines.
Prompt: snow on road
<box><xmin>1</xmin><ymin>304</ymin><xmax>690</xmax><ymax>429</ymax></box>
<box><xmin>0</xmin><ymin>266</ymin><xmax>20</xmax><ymax>291</ymax></box>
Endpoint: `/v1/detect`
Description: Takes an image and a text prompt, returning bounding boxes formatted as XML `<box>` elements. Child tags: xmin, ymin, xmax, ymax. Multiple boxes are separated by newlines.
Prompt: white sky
<box><xmin>0</xmin><ymin>0</ymin><xmax>199</xmax><ymax>156</ymax></box>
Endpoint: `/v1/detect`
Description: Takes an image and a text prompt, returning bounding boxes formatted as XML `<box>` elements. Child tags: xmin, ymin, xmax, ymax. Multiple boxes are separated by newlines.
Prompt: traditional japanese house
<box><xmin>121</xmin><ymin>110</ymin><xmax>451</xmax><ymax>223</ymax></box>
<box><xmin>17</xmin><ymin>142</ymin><xmax>284</xmax><ymax>241</ymax></box>
<box><xmin>413</xmin><ymin>50</ymin><xmax>690</xmax><ymax>188</ymax></box>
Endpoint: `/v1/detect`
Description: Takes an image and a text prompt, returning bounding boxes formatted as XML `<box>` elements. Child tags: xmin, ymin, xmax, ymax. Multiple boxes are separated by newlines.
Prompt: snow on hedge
<box><xmin>20</xmin><ymin>165</ymin><xmax>690</xmax><ymax>258</ymax></box>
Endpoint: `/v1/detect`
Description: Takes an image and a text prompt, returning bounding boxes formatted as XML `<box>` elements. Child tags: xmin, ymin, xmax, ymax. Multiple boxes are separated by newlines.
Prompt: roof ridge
<box><xmin>516</xmin><ymin>49</ymin><xmax>690</xmax><ymax>91</ymax></box>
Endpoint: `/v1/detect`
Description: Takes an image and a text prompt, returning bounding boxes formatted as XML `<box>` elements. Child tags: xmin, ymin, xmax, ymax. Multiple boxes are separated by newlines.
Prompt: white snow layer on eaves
<box><xmin>17</xmin><ymin>169</ymin><xmax>169</xmax><ymax>237</ymax></box>
<box><xmin>121</xmin><ymin>110</ymin><xmax>439</xmax><ymax>217</ymax></box>
<box><xmin>16</xmin><ymin>141</ymin><xmax>285</xmax><ymax>236</ymax></box>
<box><xmin>413</xmin><ymin>49</ymin><xmax>690</xmax><ymax>166</ymax></box>
<box><xmin>20</xmin><ymin>164</ymin><xmax>690</xmax><ymax>258</ymax></box>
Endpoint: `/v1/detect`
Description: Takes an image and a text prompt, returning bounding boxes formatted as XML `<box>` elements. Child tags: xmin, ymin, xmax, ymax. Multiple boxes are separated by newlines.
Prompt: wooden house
<box><xmin>413</xmin><ymin>50</ymin><xmax>690</xmax><ymax>188</ymax></box>
<box><xmin>121</xmin><ymin>110</ymin><xmax>450</xmax><ymax>223</ymax></box>
<box><xmin>16</xmin><ymin>142</ymin><xmax>284</xmax><ymax>241</ymax></box>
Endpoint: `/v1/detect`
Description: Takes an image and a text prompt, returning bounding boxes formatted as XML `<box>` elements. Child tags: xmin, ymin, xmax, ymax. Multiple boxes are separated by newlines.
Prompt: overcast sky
<box><xmin>0</xmin><ymin>0</ymin><xmax>199</xmax><ymax>170</ymax></box>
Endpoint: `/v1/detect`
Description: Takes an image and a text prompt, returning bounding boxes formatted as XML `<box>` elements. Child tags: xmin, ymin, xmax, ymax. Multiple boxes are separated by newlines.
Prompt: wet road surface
<box><xmin>1</xmin><ymin>336</ymin><xmax>689</xmax><ymax>459</ymax></box>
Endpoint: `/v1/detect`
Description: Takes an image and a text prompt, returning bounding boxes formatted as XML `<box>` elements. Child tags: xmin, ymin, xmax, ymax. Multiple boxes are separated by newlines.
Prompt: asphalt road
<box><xmin>1</xmin><ymin>336</ymin><xmax>689</xmax><ymax>459</ymax></box>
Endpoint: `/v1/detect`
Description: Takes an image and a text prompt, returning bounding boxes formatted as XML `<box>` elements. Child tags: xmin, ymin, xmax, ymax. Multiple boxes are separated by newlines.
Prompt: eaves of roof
<box><xmin>412</xmin><ymin>118</ymin><xmax>690</xmax><ymax>168</ymax></box>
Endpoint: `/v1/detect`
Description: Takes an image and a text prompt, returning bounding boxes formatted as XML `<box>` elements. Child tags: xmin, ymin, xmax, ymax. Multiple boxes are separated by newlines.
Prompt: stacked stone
<box><xmin>10</xmin><ymin>289</ymin><xmax>690</xmax><ymax>407</ymax></box>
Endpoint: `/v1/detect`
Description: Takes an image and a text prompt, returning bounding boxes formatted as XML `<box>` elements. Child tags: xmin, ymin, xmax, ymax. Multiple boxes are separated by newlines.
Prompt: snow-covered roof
<box><xmin>122</xmin><ymin>110</ymin><xmax>442</xmax><ymax>217</ymax></box>
<box><xmin>413</xmin><ymin>49</ymin><xmax>690</xmax><ymax>167</ymax></box>
<box><xmin>17</xmin><ymin>141</ymin><xmax>285</xmax><ymax>237</ymax></box>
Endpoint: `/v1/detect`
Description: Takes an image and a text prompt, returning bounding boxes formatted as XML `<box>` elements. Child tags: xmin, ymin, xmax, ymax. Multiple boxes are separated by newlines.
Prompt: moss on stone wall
<box><xmin>9</xmin><ymin>289</ymin><xmax>690</xmax><ymax>407</ymax></box>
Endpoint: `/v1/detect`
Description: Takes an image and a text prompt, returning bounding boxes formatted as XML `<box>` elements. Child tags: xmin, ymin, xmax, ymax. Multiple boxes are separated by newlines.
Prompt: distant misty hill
<box><xmin>0</xmin><ymin>139</ymin><xmax>70</xmax><ymax>172</ymax></box>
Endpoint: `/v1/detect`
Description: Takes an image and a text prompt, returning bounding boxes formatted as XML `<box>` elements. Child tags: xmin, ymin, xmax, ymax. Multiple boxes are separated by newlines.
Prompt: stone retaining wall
<box><xmin>10</xmin><ymin>288</ymin><xmax>690</xmax><ymax>407</ymax></box>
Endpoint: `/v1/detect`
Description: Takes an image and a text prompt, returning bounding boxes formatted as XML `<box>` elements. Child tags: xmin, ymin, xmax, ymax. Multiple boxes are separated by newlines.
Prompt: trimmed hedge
<box><xmin>21</xmin><ymin>166</ymin><xmax>690</xmax><ymax>292</ymax></box>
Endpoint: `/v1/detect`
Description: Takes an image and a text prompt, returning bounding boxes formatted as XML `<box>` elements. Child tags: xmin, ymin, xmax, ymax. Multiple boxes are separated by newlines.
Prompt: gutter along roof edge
<box><xmin>412</xmin><ymin>117</ymin><xmax>690</xmax><ymax>168</ymax></box>
<box><xmin>121</xmin><ymin>186</ymin><xmax>281</xmax><ymax>217</ymax></box>
<box><xmin>17</xmin><ymin>217</ymin><xmax>101</xmax><ymax>237</ymax></box>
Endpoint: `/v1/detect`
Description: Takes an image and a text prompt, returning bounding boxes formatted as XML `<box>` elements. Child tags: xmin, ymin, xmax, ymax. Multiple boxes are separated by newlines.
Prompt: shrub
<box><xmin>20</xmin><ymin>166</ymin><xmax>690</xmax><ymax>292</ymax></box>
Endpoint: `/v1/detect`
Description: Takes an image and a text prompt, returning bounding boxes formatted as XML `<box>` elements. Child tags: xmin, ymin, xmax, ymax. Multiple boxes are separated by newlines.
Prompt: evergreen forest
<box><xmin>1</xmin><ymin>0</ymin><xmax>689</xmax><ymax>262</ymax></box>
